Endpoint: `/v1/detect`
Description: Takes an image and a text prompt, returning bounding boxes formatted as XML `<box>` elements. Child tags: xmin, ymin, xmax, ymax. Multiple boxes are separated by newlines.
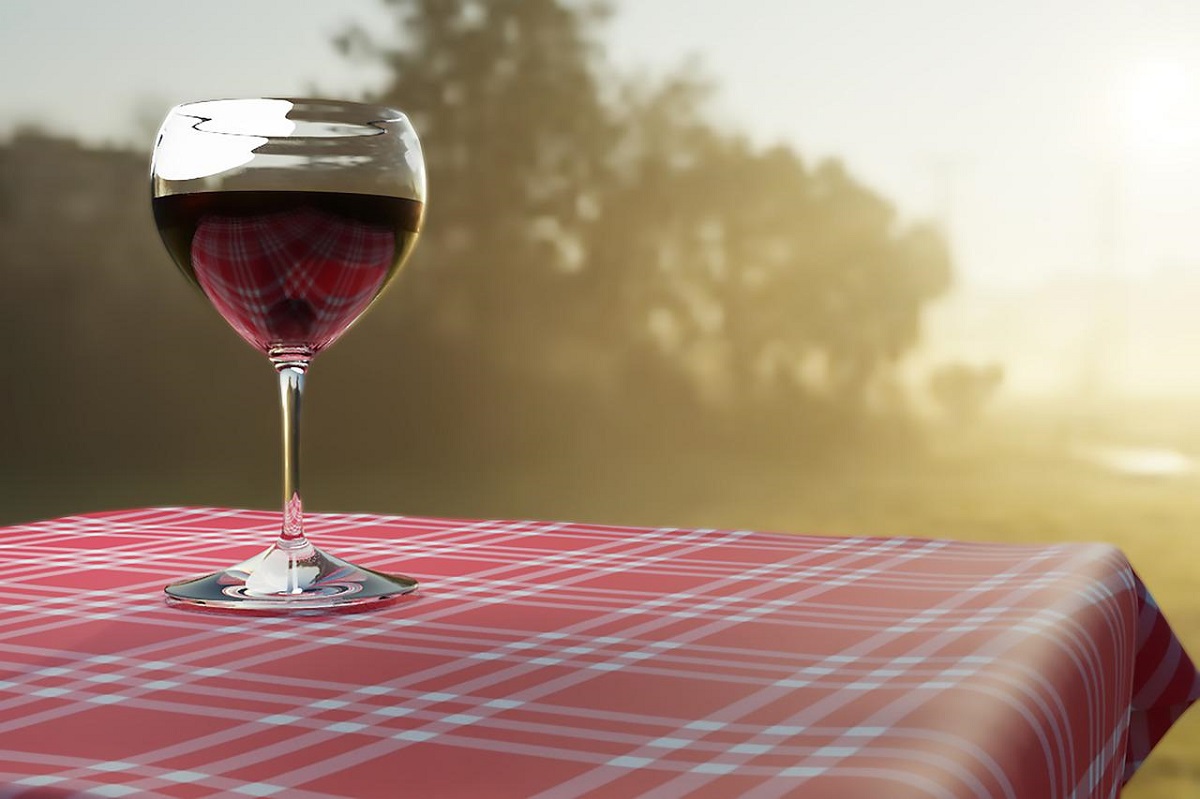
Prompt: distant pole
<box><xmin>927</xmin><ymin>155</ymin><xmax>958</xmax><ymax>243</ymax></box>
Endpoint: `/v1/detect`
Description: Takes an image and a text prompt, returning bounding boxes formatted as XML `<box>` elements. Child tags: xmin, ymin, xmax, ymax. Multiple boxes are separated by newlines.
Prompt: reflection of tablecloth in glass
<box><xmin>0</xmin><ymin>507</ymin><xmax>1195</xmax><ymax>798</ymax></box>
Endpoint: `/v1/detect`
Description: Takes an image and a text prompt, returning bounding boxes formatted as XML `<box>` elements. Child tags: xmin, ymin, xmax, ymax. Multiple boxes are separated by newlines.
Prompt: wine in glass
<box><xmin>151</xmin><ymin>98</ymin><xmax>425</xmax><ymax>611</ymax></box>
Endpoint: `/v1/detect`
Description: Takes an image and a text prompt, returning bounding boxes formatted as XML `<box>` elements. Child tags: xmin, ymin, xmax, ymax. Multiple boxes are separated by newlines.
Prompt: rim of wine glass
<box><xmin>165</xmin><ymin>97</ymin><xmax>414</xmax><ymax>135</ymax></box>
<box><xmin>152</xmin><ymin>97</ymin><xmax>426</xmax><ymax>198</ymax></box>
<box><xmin>170</xmin><ymin>96</ymin><xmax>405</xmax><ymax>110</ymax></box>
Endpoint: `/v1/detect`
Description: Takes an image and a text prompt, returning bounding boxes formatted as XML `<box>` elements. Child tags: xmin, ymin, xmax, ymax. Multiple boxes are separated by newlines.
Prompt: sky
<box><xmin>6</xmin><ymin>0</ymin><xmax>1200</xmax><ymax>394</ymax></box>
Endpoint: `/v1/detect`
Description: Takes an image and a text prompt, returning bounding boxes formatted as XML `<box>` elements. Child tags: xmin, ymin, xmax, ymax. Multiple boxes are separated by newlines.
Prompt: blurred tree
<box><xmin>335</xmin><ymin>0</ymin><xmax>624</xmax><ymax>462</ymax></box>
<box><xmin>583</xmin><ymin>71</ymin><xmax>953</xmax><ymax>435</ymax></box>
<box><xmin>0</xmin><ymin>0</ymin><xmax>956</xmax><ymax>523</ymax></box>
<box><xmin>0</xmin><ymin>132</ymin><xmax>270</xmax><ymax>481</ymax></box>
<box><xmin>337</xmin><ymin>0</ymin><xmax>613</xmax><ymax>365</ymax></box>
<box><xmin>928</xmin><ymin>362</ymin><xmax>1004</xmax><ymax>425</ymax></box>
<box><xmin>339</xmin><ymin>0</ymin><xmax>954</xmax><ymax>459</ymax></box>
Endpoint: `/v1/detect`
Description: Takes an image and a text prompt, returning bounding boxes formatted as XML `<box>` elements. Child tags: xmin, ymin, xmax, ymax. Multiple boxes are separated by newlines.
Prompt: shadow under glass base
<box><xmin>164</xmin><ymin>540</ymin><xmax>418</xmax><ymax>613</ymax></box>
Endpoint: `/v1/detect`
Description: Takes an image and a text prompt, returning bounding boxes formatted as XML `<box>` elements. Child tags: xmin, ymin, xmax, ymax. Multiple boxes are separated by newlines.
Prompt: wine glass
<box><xmin>151</xmin><ymin>98</ymin><xmax>425</xmax><ymax>611</ymax></box>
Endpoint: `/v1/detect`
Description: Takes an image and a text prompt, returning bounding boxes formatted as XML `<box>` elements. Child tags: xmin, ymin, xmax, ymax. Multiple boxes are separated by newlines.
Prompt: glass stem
<box><xmin>277</xmin><ymin>364</ymin><xmax>309</xmax><ymax>548</ymax></box>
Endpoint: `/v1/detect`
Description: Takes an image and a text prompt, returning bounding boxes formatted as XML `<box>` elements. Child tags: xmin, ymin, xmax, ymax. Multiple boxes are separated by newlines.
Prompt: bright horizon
<box><xmin>6</xmin><ymin>0</ymin><xmax>1200</xmax><ymax>397</ymax></box>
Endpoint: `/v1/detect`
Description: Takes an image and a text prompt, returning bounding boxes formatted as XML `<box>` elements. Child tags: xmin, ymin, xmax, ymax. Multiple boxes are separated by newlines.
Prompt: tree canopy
<box><xmin>0</xmin><ymin>0</ymin><xmax>954</xmax><ymax>523</ymax></box>
<box><xmin>337</xmin><ymin>0</ymin><xmax>952</xmax><ymax>443</ymax></box>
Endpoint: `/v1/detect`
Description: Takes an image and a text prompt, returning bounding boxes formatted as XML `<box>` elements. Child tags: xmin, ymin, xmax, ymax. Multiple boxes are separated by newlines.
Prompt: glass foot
<box><xmin>164</xmin><ymin>540</ymin><xmax>417</xmax><ymax>612</ymax></box>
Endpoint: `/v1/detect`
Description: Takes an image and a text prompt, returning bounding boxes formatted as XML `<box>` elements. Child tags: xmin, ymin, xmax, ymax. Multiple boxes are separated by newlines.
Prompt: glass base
<box><xmin>164</xmin><ymin>540</ymin><xmax>418</xmax><ymax>613</ymax></box>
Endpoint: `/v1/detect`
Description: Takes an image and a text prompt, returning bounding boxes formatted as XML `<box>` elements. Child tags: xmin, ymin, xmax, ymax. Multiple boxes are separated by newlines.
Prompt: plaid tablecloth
<box><xmin>0</xmin><ymin>507</ymin><xmax>1195</xmax><ymax>798</ymax></box>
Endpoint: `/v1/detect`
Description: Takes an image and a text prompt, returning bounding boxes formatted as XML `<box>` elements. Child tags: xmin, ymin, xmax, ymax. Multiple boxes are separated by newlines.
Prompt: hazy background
<box><xmin>2</xmin><ymin>1</ymin><xmax>1199</xmax><ymax>793</ymax></box>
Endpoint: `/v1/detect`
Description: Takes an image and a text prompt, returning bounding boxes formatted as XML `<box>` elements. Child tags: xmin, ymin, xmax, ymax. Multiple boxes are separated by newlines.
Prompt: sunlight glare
<box><xmin>1080</xmin><ymin>444</ymin><xmax>1197</xmax><ymax>480</ymax></box>
<box><xmin>1122</xmin><ymin>59</ymin><xmax>1196</xmax><ymax>152</ymax></box>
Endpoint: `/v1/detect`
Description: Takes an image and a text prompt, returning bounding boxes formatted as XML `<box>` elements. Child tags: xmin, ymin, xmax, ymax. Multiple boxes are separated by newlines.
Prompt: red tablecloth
<box><xmin>0</xmin><ymin>507</ymin><xmax>1195</xmax><ymax>798</ymax></box>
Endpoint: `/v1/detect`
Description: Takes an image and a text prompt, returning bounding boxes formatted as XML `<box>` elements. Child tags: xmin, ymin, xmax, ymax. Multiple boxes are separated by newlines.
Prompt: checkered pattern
<box><xmin>191</xmin><ymin>208</ymin><xmax>394</xmax><ymax>352</ymax></box>
<box><xmin>0</xmin><ymin>508</ymin><xmax>1194</xmax><ymax>798</ymax></box>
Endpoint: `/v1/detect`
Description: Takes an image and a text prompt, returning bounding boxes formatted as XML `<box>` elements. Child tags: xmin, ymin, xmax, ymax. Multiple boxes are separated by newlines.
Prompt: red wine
<box><xmin>153</xmin><ymin>190</ymin><xmax>423</xmax><ymax>356</ymax></box>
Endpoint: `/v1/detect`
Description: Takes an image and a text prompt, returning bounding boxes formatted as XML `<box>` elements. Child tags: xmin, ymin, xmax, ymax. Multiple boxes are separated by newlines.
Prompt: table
<box><xmin>0</xmin><ymin>507</ymin><xmax>1195</xmax><ymax>798</ymax></box>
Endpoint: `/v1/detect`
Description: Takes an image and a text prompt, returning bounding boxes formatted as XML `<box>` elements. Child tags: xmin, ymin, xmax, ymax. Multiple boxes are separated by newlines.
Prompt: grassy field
<box><xmin>2</xmin><ymin>410</ymin><xmax>1197</xmax><ymax>796</ymax></box>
